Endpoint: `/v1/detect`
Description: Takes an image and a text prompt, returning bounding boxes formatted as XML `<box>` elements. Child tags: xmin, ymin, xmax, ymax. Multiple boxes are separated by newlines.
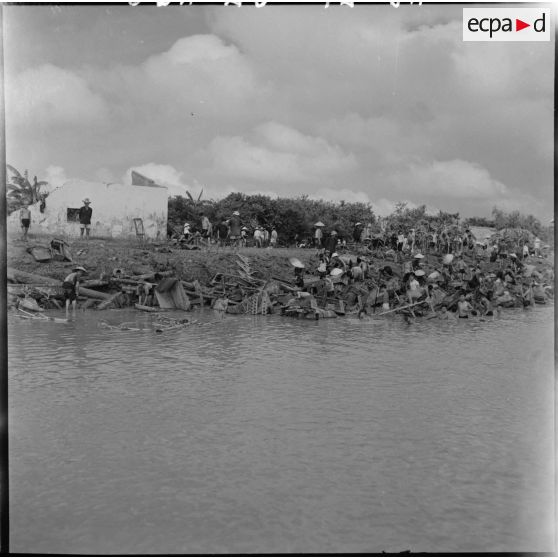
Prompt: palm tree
<box><xmin>6</xmin><ymin>165</ymin><xmax>49</xmax><ymax>212</ymax></box>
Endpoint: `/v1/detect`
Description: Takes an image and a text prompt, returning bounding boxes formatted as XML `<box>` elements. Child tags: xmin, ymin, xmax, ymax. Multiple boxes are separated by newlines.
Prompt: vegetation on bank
<box><xmin>464</xmin><ymin>207</ymin><xmax>550</xmax><ymax>240</ymax></box>
<box><xmin>5</xmin><ymin>165</ymin><xmax>551</xmax><ymax>245</ymax></box>
<box><xmin>6</xmin><ymin>165</ymin><xmax>49</xmax><ymax>213</ymax></box>
<box><xmin>168</xmin><ymin>193</ymin><xmax>552</xmax><ymax>245</ymax></box>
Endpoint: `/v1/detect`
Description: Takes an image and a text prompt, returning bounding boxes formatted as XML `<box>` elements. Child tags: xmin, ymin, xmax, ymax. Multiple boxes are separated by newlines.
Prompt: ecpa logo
<box><xmin>463</xmin><ymin>8</ymin><xmax>551</xmax><ymax>41</ymax></box>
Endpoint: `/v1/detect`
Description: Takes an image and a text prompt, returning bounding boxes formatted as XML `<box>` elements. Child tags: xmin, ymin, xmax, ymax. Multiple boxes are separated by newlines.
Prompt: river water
<box><xmin>7</xmin><ymin>306</ymin><xmax>555</xmax><ymax>554</ymax></box>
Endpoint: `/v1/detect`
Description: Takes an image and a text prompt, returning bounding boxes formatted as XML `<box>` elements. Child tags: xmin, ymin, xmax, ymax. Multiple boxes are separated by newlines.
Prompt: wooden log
<box><xmin>130</xmin><ymin>270</ymin><xmax>174</xmax><ymax>282</ymax></box>
<box><xmin>81</xmin><ymin>279</ymin><xmax>110</xmax><ymax>289</ymax></box>
<box><xmin>116</xmin><ymin>278</ymin><xmax>143</xmax><ymax>285</ymax></box>
<box><xmin>7</xmin><ymin>268</ymin><xmax>109</xmax><ymax>299</ymax></box>
<box><xmin>79</xmin><ymin>287</ymin><xmax>111</xmax><ymax>300</ymax></box>
<box><xmin>7</xmin><ymin>267</ymin><xmax>61</xmax><ymax>286</ymax></box>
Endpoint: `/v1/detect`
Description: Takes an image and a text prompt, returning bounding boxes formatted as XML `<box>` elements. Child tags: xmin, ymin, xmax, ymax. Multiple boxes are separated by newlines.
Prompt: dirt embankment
<box><xmin>7</xmin><ymin>234</ymin><xmax>322</xmax><ymax>284</ymax></box>
<box><xmin>7</xmin><ymin>232</ymin><xmax>554</xmax><ymax>286</ymax></box>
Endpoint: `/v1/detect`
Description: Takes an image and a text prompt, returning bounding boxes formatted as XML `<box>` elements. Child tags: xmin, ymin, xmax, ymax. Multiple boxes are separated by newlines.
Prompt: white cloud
<box><xmin>209</xmin><ymin>121</ymin><xmax>357</xmax><ymax>184</ymax></box>
<box><xmin>391</xmin><ymin>159</ymin><xmax>509</xmax><ymax>200</ymax></box>
<box><xmin>99</xmin><ymin>34</ymin><xmax>269</xmax><ymax>127</ymax></box>
<box><xmin>6</xmin><ymin>64</ymin><xmax>108</xmax><ymax>126</ymax></box>
<box><xmin>4</xmin><ymin>6</ymin><xmax>552</xmax><ymax>220</ymax></box>
<box><xmin>44</xmin><ymin>165</ymin><xmax>68</xmax><ymax>191</ymax></box>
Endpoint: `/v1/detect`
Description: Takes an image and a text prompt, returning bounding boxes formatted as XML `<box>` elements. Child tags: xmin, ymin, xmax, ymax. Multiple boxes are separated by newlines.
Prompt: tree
<box><xmin>6</xmin><ymin>165</ymin><xmax>49</xmax><ymax>213</ymax></box>
<box><xmin>491</xmin><ymin>206</ymin><xmax>543</xmax><ymax>238</ymax></box>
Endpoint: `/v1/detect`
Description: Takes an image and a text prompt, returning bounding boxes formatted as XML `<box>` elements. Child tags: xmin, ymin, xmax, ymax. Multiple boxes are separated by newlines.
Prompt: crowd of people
<box><xmin>285</xmin><ymin>230</ymin><xmax>553</xmax><ymax>321</ymax></box>
<box><xmin>169</xmin><ymin>211</ymin><xmax>548</xmax><ymax>268</ymax></box>
<box><xmin>171</xmin><ymin>210</ymin><xmax>280</xmax><ymax>249</ymax></box>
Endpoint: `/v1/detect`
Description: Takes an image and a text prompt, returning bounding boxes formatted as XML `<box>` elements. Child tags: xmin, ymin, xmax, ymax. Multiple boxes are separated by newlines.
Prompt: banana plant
<box><xmin>184</xmin><ymin>187</ymin><xmax>204</xmax><ymax>205</ymax></box>
<box><xmin>6</xmin><ymin>165</ymin><xmax>49</xmax><ymax>212</ymax></box>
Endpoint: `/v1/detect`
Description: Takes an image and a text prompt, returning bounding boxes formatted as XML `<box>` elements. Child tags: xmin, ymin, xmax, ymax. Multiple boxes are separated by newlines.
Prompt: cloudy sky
<box><xmin>4</xmin><ymin>3</ymin><xmax>554</xmax><ymax>219</ymax></box>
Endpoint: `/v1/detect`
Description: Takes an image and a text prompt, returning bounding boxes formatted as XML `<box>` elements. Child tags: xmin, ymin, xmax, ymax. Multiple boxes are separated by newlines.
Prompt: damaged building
<box><xmin>8</xmin><ymin>171</ymin><xmax>168</xmax><ymax>240</ymax></box>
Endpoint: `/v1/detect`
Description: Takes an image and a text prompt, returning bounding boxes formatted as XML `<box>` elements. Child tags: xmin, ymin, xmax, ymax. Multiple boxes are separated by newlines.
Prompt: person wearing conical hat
<box><xmin>412</xmin><ymin>253</ymin><xmax>425</xmax><ymax>271</ymax></box>
<box><xmin>229</xmin><ymin>211</ymin><xmax>241</xmax><ymax>247</ymax></box>
<box><xmin>79</xmin><ymin>198</ymin><xmax>93</xmax><ymax>239</ymax></box>
<box><xmin>352</xmin><ymin>222</ymin><xmax>363</xmax><ymax>243</ymax></box>
<box><xmin>63</xmin><ymin>266</ymin><xmax>88</xmax><ymax>316</ymax></box>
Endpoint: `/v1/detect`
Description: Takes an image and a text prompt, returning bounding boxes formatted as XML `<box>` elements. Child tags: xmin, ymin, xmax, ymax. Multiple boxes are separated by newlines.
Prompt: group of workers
<box><xmin>290</xmin><ymin>244</ymin><xmax>553</xmax><ymax>321</ymax></box>
<box><xmin>176</xmin><ymin>210</ymin><xmax>279</xmax><ymax>248</ymax></box>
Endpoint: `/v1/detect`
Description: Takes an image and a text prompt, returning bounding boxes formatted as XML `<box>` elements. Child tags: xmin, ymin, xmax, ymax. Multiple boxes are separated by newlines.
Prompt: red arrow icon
<box><xmin>516</xmin><ymin>18</ymin><xmax>530</xmax><ymax>31</ymax></box>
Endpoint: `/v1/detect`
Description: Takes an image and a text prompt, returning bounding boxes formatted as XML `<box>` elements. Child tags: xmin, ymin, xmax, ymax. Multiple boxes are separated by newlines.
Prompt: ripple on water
<box><xmin>7</xmin><ymin>306</ymin><xmax>555</xmax><ymax>554</ymax></box>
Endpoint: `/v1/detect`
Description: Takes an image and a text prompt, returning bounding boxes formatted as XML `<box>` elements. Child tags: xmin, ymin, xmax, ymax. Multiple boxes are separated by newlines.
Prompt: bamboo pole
<box><xmin>7</xmin><ymin>267</ymin><xmax>111</xmax><ymax>299</ymax></box>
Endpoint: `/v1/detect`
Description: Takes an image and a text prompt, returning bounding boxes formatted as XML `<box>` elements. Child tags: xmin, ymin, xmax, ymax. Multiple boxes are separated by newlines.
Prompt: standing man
<box><xmin>217</xmin><ymin>217</ymin><xmax>229</xmax><ymax>247</ymax></box>
<box><xmin>253</xmin><ymin>226</ymin><xmax>263</xmax><ymax>248</ymax></box>
<box><xmin>229</xmin><ymin>211</ymin><xmax>241</xmax><ymax>248</ymax></box>
<box><xmin>314</xmin><ymin>223</ymin><xmax>323</xmax><ymax>248</ymax></box>
<box><xmin>200</xmin><ymin>212</ymin><xmax>212</xmax><ymax>242</ymax></box>
<box><xmin>63</xmin><ymin>266</ymin><xmax>87</xmax><ymax>316</ymax></box>
<box><xmin>20</xmin><ymin>204</ymin><xmax>31</xmax><ymax>241</ymax></box>
<box><xmin>352</xmin><ymin>222</ymin><xmax>363</xmax><ymax>244</ymax></box>
<box><xmin>79</xmin><ymin>198</ymin><xmax>93</xmax><ymax>239</ymax></box>
<box><xmin>325</xmin><ymin>230</ymin><xmax>338</xmax><ymax>254</ymax></box>
<box><xmin>534</xmin><ymin>237</ymin><xmax>541</xmax><ymax>258</ymax></box>
<box><xmin>270</xmin><ymin>227</ymin><xmax>278</xmax><ymax>247</ymax></box>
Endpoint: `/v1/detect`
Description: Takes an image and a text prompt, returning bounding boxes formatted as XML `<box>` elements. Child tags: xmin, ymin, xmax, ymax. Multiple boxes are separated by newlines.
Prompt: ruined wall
<box><xmin>7</xmin><ymin>180</ymin><xmax>168</xmax><ymax>239</ymax></box>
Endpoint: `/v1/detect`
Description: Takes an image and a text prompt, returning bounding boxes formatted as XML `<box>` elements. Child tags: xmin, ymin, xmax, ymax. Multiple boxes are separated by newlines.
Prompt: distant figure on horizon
<box><xmin>20</xmin><ymin>204</ymin><xmax>31</xmax><ymax>241</ymax></box>
<box><xmin>79</xmin><ymin>198</ymin><xmax>93</xmax><ymax>239</ymax></box>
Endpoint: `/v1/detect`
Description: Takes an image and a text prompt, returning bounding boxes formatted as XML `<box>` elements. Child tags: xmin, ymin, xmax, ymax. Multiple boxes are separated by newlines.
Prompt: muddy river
<box><xmin>7</xmin><ymin>306</ymin><xmax>555</xmax><ymax>554</ymax></box>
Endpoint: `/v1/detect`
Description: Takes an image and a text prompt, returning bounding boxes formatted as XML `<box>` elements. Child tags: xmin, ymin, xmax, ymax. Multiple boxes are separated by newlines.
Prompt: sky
<box><xmin>3</xmin><ymin>3</ymin><xmax>554</xmax><ymax>219</ymax></box>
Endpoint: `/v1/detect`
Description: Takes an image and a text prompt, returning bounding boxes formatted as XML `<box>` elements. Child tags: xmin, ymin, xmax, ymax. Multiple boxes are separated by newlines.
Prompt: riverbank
<box><xmin>7</xmin><ymin>234</ymin><xmax>320</xmax><ymax>284</ymax></box>
<box><xmin>7</xmin><ymin>230</ymin><xmax>554</xmax><ymax>319</ymax></box>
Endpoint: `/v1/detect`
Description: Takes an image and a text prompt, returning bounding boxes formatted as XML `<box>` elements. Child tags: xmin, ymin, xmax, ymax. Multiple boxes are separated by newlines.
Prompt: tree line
<box><xmin>5</xmin><ymin>165</ymin><xmax>550</xmax><ymax>245</ymax></box>
<box><xmin>168</xmin><ymin>192</ymin><xmax>377</xmax><ymax>244</ymax></box>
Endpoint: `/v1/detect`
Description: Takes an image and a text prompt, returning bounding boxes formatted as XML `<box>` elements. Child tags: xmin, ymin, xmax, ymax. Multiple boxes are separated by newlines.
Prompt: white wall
<box><xmin>7</xmin><ymin>179</ymin><xmax>168</xmax><ymax>239</ymax></box>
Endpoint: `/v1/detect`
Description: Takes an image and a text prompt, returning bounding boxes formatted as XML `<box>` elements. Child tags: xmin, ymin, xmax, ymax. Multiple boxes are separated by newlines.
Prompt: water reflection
<box><xmin>7</xmin><ymin>306</ymin><xmax>555</xmax><ymax>554</ymax></box>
